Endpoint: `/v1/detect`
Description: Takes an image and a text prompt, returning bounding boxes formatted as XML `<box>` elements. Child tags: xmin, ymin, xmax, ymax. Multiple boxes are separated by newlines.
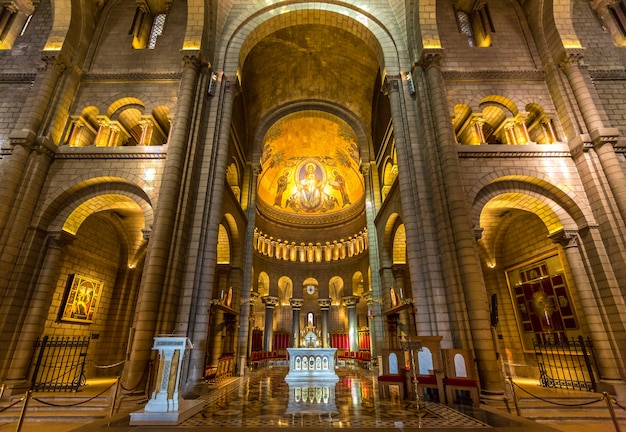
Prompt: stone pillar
<box><xmin>549</xmin><ymin>229</ymin><xmax>626</xmax><ymax>384</ymax></box>
<box><xmin>361</xmin><ymin>164</ymin><xmax>385</xmax><ymax>356</ymax></box>
<box><xmin>246</xmin><ymin>291</ymin><xmax>260</xmax><ymax>357</ymax></box>
<box><xmin>419</xmin><ymin>50</ymin><xmax>503</xmax><ymax>396</ymax></box>
<box><xmin>560</xmin><ymin>51</ymin><xmax>626</xmax><ymax>222</ymax></box>
<box><xmin>363</xmin><ymin>292</ymin><xmax>379</xmax><ymax>358</ymax></box>
<box><xmin>290</xmin><ymin>298</ymin><xmax>304</xmax><ymax>347</ymax></box>
<box><xmin>4</xmin><ymin>231</ymin><xmax>75</xmax><ymax>392</ymax></box>
<box><xmin>124</xmin><ymin>53</ymin><xmax>203</xmax><ymax>390</ymax></box>
<box><xmin>343</xmin><ymin>296</ymin><xmax>360</xmax><ymax>352</ymax></box>
<box><xmin>0</xmin><ymin>53</ymin><xmax>68</xmax><ymax>238</ymax></box>
<box><xmin>262</xmin><ymin>296</ymin><xmax>279</xmax><ymax>351</ymax></box>
<box><xmin>185</xmin><ymin>75</ymin><xmax>241</xmax><ymax>388</ymax></box>
<box><xmin>318</xmin><ymin>298</ymin><xmax>331</xmax><ymax>348</ymax></box>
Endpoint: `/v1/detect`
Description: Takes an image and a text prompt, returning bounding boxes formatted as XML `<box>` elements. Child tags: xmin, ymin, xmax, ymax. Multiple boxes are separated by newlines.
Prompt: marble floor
<box><xmin>66</xmin><ymin>366</ymin><xmax>564</xmax><ymax>431</ymax></box>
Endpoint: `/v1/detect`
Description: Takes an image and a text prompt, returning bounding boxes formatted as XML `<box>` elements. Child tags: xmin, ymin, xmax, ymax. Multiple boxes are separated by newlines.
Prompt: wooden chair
<box><xmin>406</xmin><ymin>336</ymin><xmax>445</xmax><ymax>402</ymax></box>
<box><xmin>377</xmin><ymin>349</ymin><xmax>407</xmax><ymax>399</ymax></box>
<box><xmin>443</xmin><ymin>348</ymin><xmax>480</xmax><ymax>407</ymax></box>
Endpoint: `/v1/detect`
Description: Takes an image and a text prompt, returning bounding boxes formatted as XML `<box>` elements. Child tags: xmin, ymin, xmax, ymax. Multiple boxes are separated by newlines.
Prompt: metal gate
<box><xmin>30</xmin><ymin>335</ymin><xmax>90</xmax><ymax>392</ymax></box>
<box><xmin>534</xmin><ymin>335</ymin><xmax>597</xmax><ymax>391</ymax></box>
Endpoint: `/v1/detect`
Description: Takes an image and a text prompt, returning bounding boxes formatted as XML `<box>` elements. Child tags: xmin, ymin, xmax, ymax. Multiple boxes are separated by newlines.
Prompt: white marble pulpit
<box><xmin>130</xmin><ymin>336</ymin><xmax>204</xmax><ymax>425</ymax></box>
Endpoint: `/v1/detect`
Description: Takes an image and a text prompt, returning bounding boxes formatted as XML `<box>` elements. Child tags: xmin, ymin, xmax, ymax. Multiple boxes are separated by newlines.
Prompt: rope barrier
<box><xmin>614</xmin><ymin>399</ymin><xmax>626</xmax><ymax>412</ymax></box>
<box><xmin>33</xmin><ymin>364</ymin><xmax>82</xmax><ymax>387</ymax></box>
<box><xmin>120</xmin><ymin>362</ymin><xmax>151</xmax><ymax>393</ymax></box>
<box><xmin>92</xmin><ymin>359</ymin><xmax>125</xmax><ymax>369</ymax></box>
<box><xmin>511</xmin><ymin>380</ymin><xmax>605</xmax><ymax>407</ymax></box>
<box><xmin>30</xmin><ymin>380</ymin><xmax>117</xmax><ymax>408</ymax></box>
<box><xmin>0</xmin><ymin>396</ymin><xmax>24</xmax><ymax>413</ymax></box>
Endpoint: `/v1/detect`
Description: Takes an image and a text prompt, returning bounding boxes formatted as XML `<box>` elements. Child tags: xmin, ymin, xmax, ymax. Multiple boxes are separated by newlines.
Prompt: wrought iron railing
<box><xmin>534</xmin><ymin>335</ymin><xmax>597</xmax><ymax>391</ymax></box>
<box><xmin>29</xmin><ymin>335</ymin><xmax>90</xmax><ymax>392</ymax></box>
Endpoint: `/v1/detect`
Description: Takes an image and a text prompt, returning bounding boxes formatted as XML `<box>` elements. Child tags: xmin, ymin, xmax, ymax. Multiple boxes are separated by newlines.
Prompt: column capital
<box><xmin>224</xmin><ymin>75</ymin><xmax>241</xmax><ymax>96</ymax></box>
<box><xmin>181</xmin><ymin>51</ymin><xmax>206</xmax><ymax>71</ymax></box>
<box><xmin>317</xmin><ymin>298</ymin><xmax>332</xmax><ymax>310</ymax></box>
<box><xmin>39</xmin><ymin>51</ymin><xmax>70</xmax><ymax>73</ymax></box>
<box><xmin>416</xmin><ymin>48</ymin><xmax>444</xmax><ymax>70</ymax></box>
<box><xmin>289</xmin><ymin>298</ymin><xmax>304</xmax><ymax>310</ymax></box>
<box><xmin>342</xmin><ymin>295</ymin><xmax>360</xmax><ymax>308</ymax></box>
<box><xmin>262</xmin><ymin>296</ymin><xmax>279</xmax><ymax>308</ymax></box>
<box><xmin>559</xmin><ymin>48</ymin><xmax>585</xmax><ymax>70</ymax></box>
<box><xmin>47</xmin><ymin>230</ymin><xmax>76</xmax><ymax>248</ymax></box>
<box><xmin>362</xmin><ymin>291</ymin><xmax>383</xmax><ymax>306</ymax></box>
<box><xmin>590</xmin><ymin>127</ymin><xmax>620</xmax><ymax>149</ymax></box>
<box><xmin>474</xmin><ymin>226</ymin><xmax>484</xmax><ymax>240</ymax></box>
<box><xmin>548</xmin><ymin>228</ymin><xmax>580</xmax><ymax>248</ymax></box>
<box><xmin>8</xmin><ymin>129</ymin><xmax>37</xmax><ymax>150</ymax></box>
<box><xmin>250</xmin><ymin>291</ymin><xmax>260</xmax><ymax>302</ymax></box>
<box><xmin>382</xmin><ymin>74</ymin><xmax>402</xmax><ymax>95</ymax></box>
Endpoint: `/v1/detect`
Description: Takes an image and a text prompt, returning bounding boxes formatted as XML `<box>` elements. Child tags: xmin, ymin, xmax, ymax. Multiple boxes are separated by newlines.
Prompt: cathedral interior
<box><xmin>0</xmin><ymin>0</ymin><xmax>625</xmax><ymax>417</ymax></box>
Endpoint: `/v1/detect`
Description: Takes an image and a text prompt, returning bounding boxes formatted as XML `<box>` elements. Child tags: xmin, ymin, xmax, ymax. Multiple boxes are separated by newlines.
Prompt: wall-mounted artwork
<box><xmin>58</xmin><ymin>274</ymin><xmax>103</xmax><ymax>324</ymax></box>
<box><xmin>505</xmin><ymin>253</ymin><xmax>578</xmax><ymax>351</ymax></box>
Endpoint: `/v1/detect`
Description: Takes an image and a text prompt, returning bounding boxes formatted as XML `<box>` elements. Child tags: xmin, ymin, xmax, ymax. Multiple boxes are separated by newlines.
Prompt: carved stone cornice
<box><xmin>289</xmin><ymin>298</ymin><xmax>304</xmax><ymax>310</ymax></box>
<box><xmin>82</xmin><ymin>72</ymin><xmax>182</xmax><ymax>82</ymax></box>
<box><xmin>262</xmin><ymin>296</ymin><xmax>279</xmax><ymax>308</ymax></box>
<box><xmin>342</xmin><ymin>295</ymin><xmax>360</xmax><ymax>308</ymax></box>
<box><xmin>442</xmin><ymin>70</ymin><xmax>545</xmax><ymax>81</ymax></box>
<box><xmin>0</xmin><ymin>73</ymin><xmax>37</xmax><ymax>83</ymax></box>
<box><xmin>589</xmin><ymin>68</ymin><xmax>626</xmax><ymax>81</ymax></box>
<box><xmin>317</xmin><ymin>298</ymin><xmax>332</xmax><ymax>310</ymax></box>
<box><xmin>474</xmin><ymin>226</ymin><xmax>484</xmax><ymax>240</ymax></box>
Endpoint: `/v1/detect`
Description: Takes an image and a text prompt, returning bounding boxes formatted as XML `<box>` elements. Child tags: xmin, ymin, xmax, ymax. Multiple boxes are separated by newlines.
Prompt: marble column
<box><xmin>318</xmin><ymin>298</ymin><xmax>331</xmax><ymax>348</ymax></box>
<box><xmin>290</xmin><ymin>298</ymin><xmax>304</xmax><ymax>347</ymax></box>
<box><xmin>262</xmin><ymin>296</ymin><xmax>279</xmax><ymax>352</ymax></box>
<box><xmin>343</xmin><ymin>296</ymin><xmax>360</xmax><ymax>352</ymax></box>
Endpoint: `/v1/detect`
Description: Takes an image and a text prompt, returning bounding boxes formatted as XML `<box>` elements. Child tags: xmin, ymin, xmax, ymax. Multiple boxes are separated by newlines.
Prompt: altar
<box><xmin>285</xmin><ymin>323</ymin><xmax>338</xmax><ymax>383</ymax></box>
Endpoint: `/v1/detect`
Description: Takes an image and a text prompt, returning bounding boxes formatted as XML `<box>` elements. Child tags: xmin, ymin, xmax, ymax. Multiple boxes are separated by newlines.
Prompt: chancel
<box><xmin>0</xmin><ymin>1</ymin><xmax>624</xmax><ymax>431</ymax></box>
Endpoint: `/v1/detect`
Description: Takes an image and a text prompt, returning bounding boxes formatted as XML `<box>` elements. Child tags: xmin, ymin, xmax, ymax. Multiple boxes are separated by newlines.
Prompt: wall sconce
<box><xmin>207</xmin><ymin>72</ymin><xmax>218</xmax><ymax>96</ymax></box>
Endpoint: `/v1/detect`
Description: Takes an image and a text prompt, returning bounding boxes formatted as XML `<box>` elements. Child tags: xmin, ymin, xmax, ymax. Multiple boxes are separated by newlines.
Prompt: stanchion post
<box><xmin>508</xmin><ymin>376</ymin><xmax>521</xmax><ymax>416</ymax></box>
<box><xmin>15</xmin><ymin>390</ymin><xmax>31</xmax><ymax>432</ymax></box>
<box><xmin>109</xmin><ymin>376</ymin><xmax>121</xmax><ymax>418</ymax></box>
<box><xmin>603</xmin><ymin>392</ymin><xmax>622</xmax><ymax>432</ymax></box>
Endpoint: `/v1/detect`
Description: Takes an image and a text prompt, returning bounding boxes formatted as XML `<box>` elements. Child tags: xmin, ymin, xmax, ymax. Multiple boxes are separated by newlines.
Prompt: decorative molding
<box><xmin>442</xmin><ymin>70</ymin><xmax>545</xmax><ymax>81</ymax></box>
<box><xmin>457</xmin><ymin>149</ymin><xmax>571</xmax><ymax>158</ymax></box>
<box><xmin>82</xmin><ymin>72</ymin><xmax>182</xmax><ymax>82</ymax></box>
<box><xmin>55</xmin><ymin>147</ymin><xmax>167</xmax><ymax>160</ymax></box>
<box><xmin>589</xmin><ymin>68</ymin><xmax>626</xmax><ymax>80</ymax></box>
<box><xmin>0</xmin><ymin>73</ymin><xmax>37</xmax><ymax>83</ymax></box>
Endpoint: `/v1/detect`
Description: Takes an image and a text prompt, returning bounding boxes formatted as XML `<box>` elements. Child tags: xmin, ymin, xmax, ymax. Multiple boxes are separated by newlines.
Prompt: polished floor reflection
<box><xmin>75</xmin><ymin>366</ymin><xmax>563</xmax><ymax>431</ymax></box>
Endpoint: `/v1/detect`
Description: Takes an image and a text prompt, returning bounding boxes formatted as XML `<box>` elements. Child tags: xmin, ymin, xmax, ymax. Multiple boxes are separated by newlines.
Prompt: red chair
<box><xmin>378</xmin><ymin>349</ymin><xmax>407</xmax><ymax>399</ymax></box>
<box><xmin>443</xmin><ymin>348</ymin><xmax>480</xmax><ymax>407</ymax></box>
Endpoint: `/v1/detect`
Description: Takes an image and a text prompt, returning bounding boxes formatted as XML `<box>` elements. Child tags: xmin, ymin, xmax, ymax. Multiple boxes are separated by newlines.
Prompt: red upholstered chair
<box><xmin>443</xmin><ymin>348</ymin><xmax>480</xmax><ymax>407</ymax></box>
<box><xmin>378</xmin><ymin>349</ymin><xmax>407</xmax><ymax>399</ymax></box>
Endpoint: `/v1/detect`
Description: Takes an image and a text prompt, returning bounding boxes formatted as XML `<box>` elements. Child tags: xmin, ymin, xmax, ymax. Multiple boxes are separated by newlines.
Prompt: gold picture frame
<box><xmin>58</xmin><ymin>274</ymin><xmax>103</xmax><ymax>324</ymax></box>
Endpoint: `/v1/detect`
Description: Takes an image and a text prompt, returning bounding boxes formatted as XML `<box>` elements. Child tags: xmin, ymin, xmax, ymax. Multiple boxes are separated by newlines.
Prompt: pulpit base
<box><xmin>129</xmin><ymin>399</ymin><xmax>205</xmax><ymax>425</ymax></box>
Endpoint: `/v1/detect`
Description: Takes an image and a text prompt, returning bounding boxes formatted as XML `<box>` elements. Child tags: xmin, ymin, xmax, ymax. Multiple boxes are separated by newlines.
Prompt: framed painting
<box><xmin>58</xmin><ymin>274</ymin><xmax>103</xmax><ymax>324</ymax></box>
<box><xmin>505</xmin><ymin>252</ymin><xmax>579</xmax><ymax>351</ymax></box>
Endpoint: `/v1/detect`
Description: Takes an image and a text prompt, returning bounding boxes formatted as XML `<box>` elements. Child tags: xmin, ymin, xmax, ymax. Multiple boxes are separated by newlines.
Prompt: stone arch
<box><xmin>468</xmin><ymin>169</ymin><xmax>591</xmax><ymax>229</ymax></box>
<box><xmin>258</xmin><ymin>272</ymin><xmax>270</xmax><ymax>296</ymax></box>
<box><xmin>328</xmin><ymin>276</ymin><xmax>344</xmax><ymax>305</ymax></box>
<box><xmin>217</xmin><ymin>3</ymin><xmax>405</xmax><ymax>76</ymax></box>
<box><xmin>382</xmin><ymin>212</ymin><xmax>403</xmax><ymax>260</ymax></box>
<box><xmin>36</xmin><ymin>174</ymin><xmax>154</xmax><ymax>233</ymax></box>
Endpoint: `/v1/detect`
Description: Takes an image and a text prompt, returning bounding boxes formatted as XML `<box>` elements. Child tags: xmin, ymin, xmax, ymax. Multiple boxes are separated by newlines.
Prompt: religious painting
<box><xmin>58</xmin><ymin>274</ymin><xmax>103</xmax><ymax>324</ymax></box>
<box><xmin>505</xmin><ymin>253</ymin><xmax>579</xmax><ymax>351</ymax></box>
